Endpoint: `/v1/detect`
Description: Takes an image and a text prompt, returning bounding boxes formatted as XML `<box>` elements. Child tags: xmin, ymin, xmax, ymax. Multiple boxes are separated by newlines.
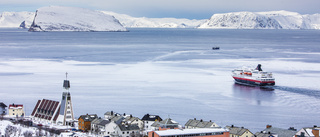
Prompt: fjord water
<box><xmin>1</xmin><ymin>28</ymin><xmax>320</xmax><ymax>132</ymax></box>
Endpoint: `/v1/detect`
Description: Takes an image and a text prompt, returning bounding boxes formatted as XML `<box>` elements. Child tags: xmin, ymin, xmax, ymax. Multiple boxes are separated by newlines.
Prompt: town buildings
<box><xmin>226</xmin><ymin>125</ymin><xmax>254</xmax><ymax>137</ymax></box>
<box><xmin>78</xmin><ymin>114</ymin><xmax>98</xmax><ymax>131</ymax></box>
<box><xmin>263</xmin><ymin>125</ymin><xmax>296</xmax><ymax>137</ymax></box>
<box><xmin>31</xmin><ymin>99</ymin><xmax>61</xmax><ymax>124</ymax></box>
<box><xmin>185</xmin><ymin>118</ymin><xmax>220</xmax><ymax>129</ymax></box>
<box><xmin>0</xmin><ymin>102</ymin><xmax>7</xmax><ymax>115</ymax></box>
<box><xmin>91</xmin><ymin>118</ymin><xmax>111</xmax><ymax>136</ymax></box>
<box><xmin>31</xmin><ymin>74</ymin><xmax>75</xmax><ymax>126</ymax></box>
<box><xmin>254</xmin><ymin>131</ymin><xmax>278</xmax><ymax>137</ymax></box>
<box><xmin>295</xmin><ymin>125</ymin><xmax>320</xmax><ymax>137</ymax></box>
<box><xmin>122</xmin><ymin>114</ymin><xmax>144</xmax><ymax>130</ymax></box>
<box><xmin>148</xmin><ymin>128</ymin><xmax>230</xmax><ymax>137</ymax></box>
<box><xmin>151</xmin><ymin>118</ymin><xmax>180</xmax><ymax>131</ymax></box>
<box><xmin>114</xmin><ymin>123</ymin><xmax>140</xmax><ymax>137</ymax></box>
<box><xmin>8</xmin><ymin>104</ymin><xmax>24</xmax><ymax>117</ymax></box>
<box><xmin>142</xmin><ymin>114</ymin><xmax>163</xmax><ymax>131</ymax></box>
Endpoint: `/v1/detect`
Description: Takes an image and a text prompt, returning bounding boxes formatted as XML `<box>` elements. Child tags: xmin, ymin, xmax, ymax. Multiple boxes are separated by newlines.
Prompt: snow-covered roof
<box><xmin>9</xmin><ymin>104</ymin><xmax>23</xmax><ymax>109</ymax></box>
<box><xmin>154</xmin><ymin>128</ymin><xmax>228</xmax><ymax>136</ymax></box>
<box><xmin>306</xmin><ymin>129</ymin><xmax>315</xmax><ymax>136</ymax></box>
<box><xmin>79</xmin><ymin>114</ymin><xmax>97</xmax><ymax>122</ymax></box>
<box><xmin>0</xmin><ymin>102</ymin><xmax>7</xmax><ymax>108</ymax></box>
<box><xmin>141</xmin><ymin>114</ymin><xmax>162</xmax><ymax>121</ymax></box>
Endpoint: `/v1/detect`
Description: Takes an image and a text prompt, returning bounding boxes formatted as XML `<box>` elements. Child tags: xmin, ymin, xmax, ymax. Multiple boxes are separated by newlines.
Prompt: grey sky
<box><xmin>0</xmin><ymin>0</ymin><xmax>319</xmax><ymax>19</ymax></box>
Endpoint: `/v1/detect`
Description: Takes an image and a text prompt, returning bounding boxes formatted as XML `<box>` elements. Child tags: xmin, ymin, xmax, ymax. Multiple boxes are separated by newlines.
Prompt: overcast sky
<box><xmin>1</xmin><ymin>0</ymin><xmax>319</xmax><ymax>19</ymax></box>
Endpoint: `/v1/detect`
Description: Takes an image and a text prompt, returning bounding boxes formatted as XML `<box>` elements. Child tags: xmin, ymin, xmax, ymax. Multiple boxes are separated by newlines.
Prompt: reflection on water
<box><xmin>232</xmin><ymin>83</ymin><xmax>275</xmax><ymax>106</ymax></box>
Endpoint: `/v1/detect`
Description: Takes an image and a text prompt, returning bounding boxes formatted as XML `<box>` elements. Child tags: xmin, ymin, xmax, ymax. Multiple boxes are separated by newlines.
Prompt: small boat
<box><xmin>231</xmin><ymin>64</ymin><xmax>275</xmax><ymax>86</ymax></box>
<box><xmin>212</xmin><ymin>47</ymin><xmax>220</xmax><ymax>50</ymax></box>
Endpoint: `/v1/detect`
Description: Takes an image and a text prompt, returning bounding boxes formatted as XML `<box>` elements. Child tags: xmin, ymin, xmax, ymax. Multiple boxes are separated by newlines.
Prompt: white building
<box><xmin>114</xmin><ymin>123</ymin><xmax>140</xmax><ymax>137</ymax></box>
<box><xmin>141</xmin><ymin>114</ymin><xmax>162</xmax><ymax>131</ymax></box>
<box><xmin>31</xmin><ymin>74</ymin><xmax>75</xmax><ymax>126</ymax></box>
<box><xmin>123</xmin><ymin>115</ymin><xmax>144</xmax><ymax>130</ymax></box>
<box><xmin>8</xmin><ymin>104</ymin><xmax>24</xmax><ymax>117</ymax></box>
<box><xmin>104</xmin><ymin>121</ymin><xmax>118</xmax><ymax>137</ymax></box>
<box><xmin>295</xmin><ymin>125</ymin><xmax>320</xmax><ymax>137</ymax></box>
<box><xmin>151</xmin><ymin>118</ymin><xmax>180</xmax><ymax>131</ymax></box>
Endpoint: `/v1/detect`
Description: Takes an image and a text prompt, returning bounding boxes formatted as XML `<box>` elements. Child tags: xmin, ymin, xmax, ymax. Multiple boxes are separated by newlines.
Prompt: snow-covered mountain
<box><xmin>0</xmin><ymin>11</ymin><xmax>35</xmax><ymax>28</ymax></box>
<box><xmin>1</xmin><ymin>8</ymin><xmax>320</xmax><ymax>30</ymax></box>
<box><xmin>28</xmin><ymin>6</ymin><xmax>127</xmax><ymax>32</ymax></box>
<box><xmin>101</xmin><ymin>11</ymin><xmax>206</xmax><ymax>28</ymax></box>
<box><xmin>198</xmin><ymin>10</ymin><xmax>320</xmax><ymax>29</ymax></box>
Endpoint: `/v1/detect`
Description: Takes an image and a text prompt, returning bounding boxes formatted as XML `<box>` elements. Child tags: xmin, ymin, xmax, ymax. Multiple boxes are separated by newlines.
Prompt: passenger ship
<box><xmin>231</xmin><ymin>64</ymin><xmax>275</xmax><ymax>86</ymax></box>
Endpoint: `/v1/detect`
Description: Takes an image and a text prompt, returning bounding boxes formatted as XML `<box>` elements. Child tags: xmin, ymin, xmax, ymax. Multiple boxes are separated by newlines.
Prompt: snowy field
<box><xmin>0</xmin><ymin>28</ymin><xmax>320</xmax><ymax>132</ymax></box>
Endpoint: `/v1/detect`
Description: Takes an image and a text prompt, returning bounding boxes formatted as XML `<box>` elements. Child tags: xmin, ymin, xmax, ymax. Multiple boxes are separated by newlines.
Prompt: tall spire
<box><xmin>58</xmin><ymin>72</ymin><xmax>74</xmax><ymax>126</ymax></box>
<box><xmin>63</xmin><ymin>72</ymin><xmax>70</xmax><ymax>90</ymax></box>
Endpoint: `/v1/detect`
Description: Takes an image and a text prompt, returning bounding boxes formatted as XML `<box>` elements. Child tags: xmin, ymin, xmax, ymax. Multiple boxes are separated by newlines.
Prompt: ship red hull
<box><xmin>233</xmin><ymin>76</ymin><xmax>275</xmax><ymax>86</ymax></box>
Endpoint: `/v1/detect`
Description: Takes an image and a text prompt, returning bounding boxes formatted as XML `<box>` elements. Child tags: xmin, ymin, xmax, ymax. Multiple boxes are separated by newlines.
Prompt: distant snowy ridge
<box><xmin>198</xmin><ymin>11</ymin><xmax>320</xmax><ymax>29</ymax></box>
<box><xmin>1</xmin><ymin>9</ymin><xmax>320</xmax><ymax>29</ymax></box>
<box><xmin>101</xmin><ymin>11</ymin><xmax>206</xmax><ymax>28</ymax></box>
<box><xmin>29</xmin><ymin>6</ymin><xmax>127</xmax><ymax>32</ymax></box>
<box><xmin>0</xmin><ymin>11</ymin><xmax>34</xmax><ymax>28</ymax></box>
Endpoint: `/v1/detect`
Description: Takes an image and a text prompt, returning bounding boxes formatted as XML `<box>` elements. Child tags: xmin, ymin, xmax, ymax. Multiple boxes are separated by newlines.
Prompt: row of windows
<box><xmin>11</xmin><ymin>109</ymin><xmax>23</xmax><ymax>112</ymax></box>
<box><xmin>122</xmin><ymin>131</ymin><xmax>135</xmax><ymax>134</ymax></box>
<box><xmin>37</xmin><ymin>108</ymin><xmax>54</xmax><ymax>116</ymax></box>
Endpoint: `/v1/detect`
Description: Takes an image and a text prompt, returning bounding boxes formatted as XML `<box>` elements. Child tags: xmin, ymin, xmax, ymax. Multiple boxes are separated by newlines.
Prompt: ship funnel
<box><xmin>256</xmin><ymin>64</ymin><xmax>263</xmax><ymax>71</ymax></box>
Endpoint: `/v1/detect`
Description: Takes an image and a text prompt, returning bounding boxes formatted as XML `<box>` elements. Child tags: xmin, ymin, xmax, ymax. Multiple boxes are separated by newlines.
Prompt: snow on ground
<box><xmin>0</xmin><ymin>119</ymin><xmax>36</xmax><ymax>137</ymax></box>
<box><xmin>0</xmin><ymin>118</ymin><xmax>90</xmax><ymax>137</ymax></box>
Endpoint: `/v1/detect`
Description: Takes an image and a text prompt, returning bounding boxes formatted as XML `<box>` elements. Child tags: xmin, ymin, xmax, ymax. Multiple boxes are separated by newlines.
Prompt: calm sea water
<box><xmin>1</xmin><ymin>28</ymin><xmax>320</xmax><ymax>132</ymax></box>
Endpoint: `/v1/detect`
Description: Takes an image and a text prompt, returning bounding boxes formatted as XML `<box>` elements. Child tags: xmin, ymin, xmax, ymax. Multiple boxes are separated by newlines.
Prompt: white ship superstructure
<box><xmin>232</xmin><ymin>64</ymin><xmax>275</xmax><ymax>86</ymax></box>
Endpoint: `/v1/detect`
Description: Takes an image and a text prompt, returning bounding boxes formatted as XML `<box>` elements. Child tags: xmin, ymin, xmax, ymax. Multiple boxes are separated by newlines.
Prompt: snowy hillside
<box><xmin>1</xmin><ymin>8</ymin><xmax>319</xmax><ymax>30</ymax></box>
<box><xmin>0</xmin><ymin>12</ymin><xmax>34</xmax><ymax>28</ymax></box>
<box><xmin>101</xmin><ymin>11</ymin><xmax>206</xmax><ymax>28</ymax></box>
<box><xmin>303</xmin><ymin>13</ymin><xmax>320</xmax><ymax>29</ymax></box>
<box><xmin>198</xmin><ymin>11</ymin><xmax>320</xmax><ymax>29</ymax></box>
<box><xmin>28</xmin><ymin>6</ymin><xmax>127</xmax><ymax>32</ymax></box>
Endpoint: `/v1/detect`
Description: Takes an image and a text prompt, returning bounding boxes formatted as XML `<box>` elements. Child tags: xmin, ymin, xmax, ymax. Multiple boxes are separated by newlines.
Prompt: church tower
<box><xmin>57</xmin><ymin>72</ymin><xmax>74</xmax><ymax>126</ymax></box>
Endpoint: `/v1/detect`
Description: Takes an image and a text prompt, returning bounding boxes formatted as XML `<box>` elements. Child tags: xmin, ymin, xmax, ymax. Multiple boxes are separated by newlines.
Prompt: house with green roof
<box><xmin>185</xmin><ymin>118</ymin><xmax>219</xmax><ymax>129</ymax></box>
<box><xmin>226</xmin><ymin>125</ymin><xmax>254</xmax><ymax>137</ymax></box>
